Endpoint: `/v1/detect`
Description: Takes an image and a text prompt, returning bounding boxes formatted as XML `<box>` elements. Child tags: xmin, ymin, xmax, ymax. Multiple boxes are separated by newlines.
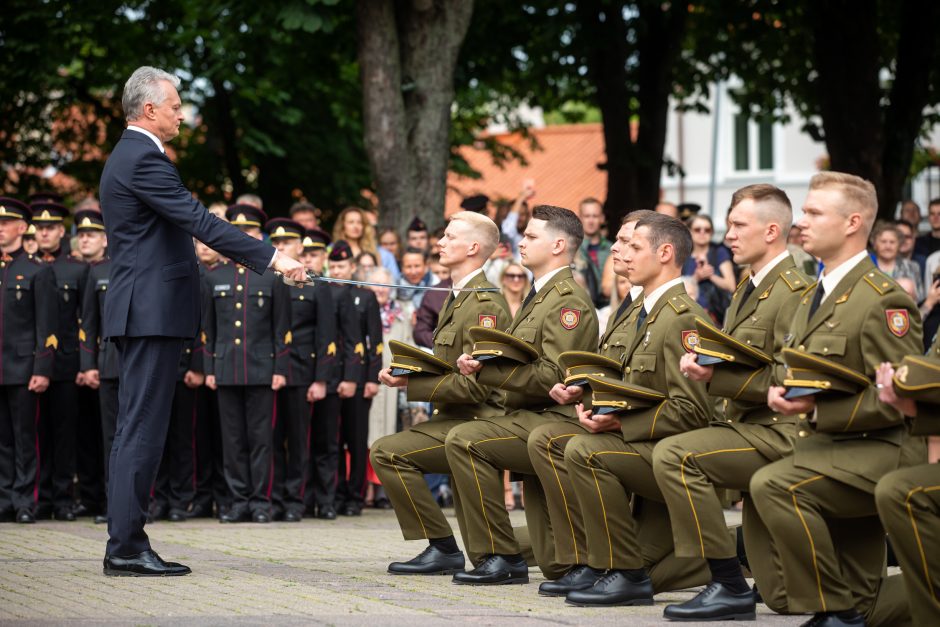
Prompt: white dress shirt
<box><xmin>126</xmin><ymin>125</ymin><xmax>165</xmax><ymax>153</ymax></box>
<box><xmin>642</xmin><ymin>276</ymin><xmax>685</xmax><ymax>313</ymax></box>
<box><xmin>819</xmin><ymin>250</ymin><xmax>870</xmax><ymax>303</ymax></box>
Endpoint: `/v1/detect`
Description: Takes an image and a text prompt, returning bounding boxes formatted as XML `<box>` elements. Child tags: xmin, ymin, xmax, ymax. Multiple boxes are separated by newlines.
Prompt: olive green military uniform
<box><xmin>445</xmin><ymin>267</ymin><xmax>597</xmax><ymax>578</ymax></box>
<box><xmin>370</xmin><ymin>271</ymin><xmax>510</xmax><ymax>549</ymax></box>
<box><xmin>750</xmin><ymin>257</ymin><xmax>924</xmax><ymax>626</ymax></box>
<box><xmin>562</xmin><ymin>281</ymin><xmax>713</xmax><ymax>577</ymax></box>
<box><xmin>875</xmin><ymin>334</ymin><xmax>940</xmax><ymax>626</ymax></box>
<box><xmin>652</xmin><ymin>256</ymin><xmax>808</xmax><ymax>611</ymax></box>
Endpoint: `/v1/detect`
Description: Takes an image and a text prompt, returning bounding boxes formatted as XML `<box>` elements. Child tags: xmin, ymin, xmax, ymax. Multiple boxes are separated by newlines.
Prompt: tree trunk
<box><xmin>211</xmin><ymin>79</ymin><xmax>248</xmax><ymax>199</ymax></box>
<box><xmin>357</xmin><ymin>0</ymin><xmax>473</xmax><ymax>231</ymax></box>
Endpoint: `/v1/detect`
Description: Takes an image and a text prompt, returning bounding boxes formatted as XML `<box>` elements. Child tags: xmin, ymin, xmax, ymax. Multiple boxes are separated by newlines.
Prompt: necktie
<box><xmin>808</xmin><ymin>283</ymin><xmax>826</xmax><ymax>319</ymax></box>
<box><xmin>739</xmin><ymin>279</ymin><xmax>756</xmax><ymax>307</ymax></box>
<box><xmin>521</xmin><ymin>286</ymin><xmax>536</xmax><ymax>311</ymax></box>
<box><xmin>614</xmin><ymin>293</ymin><xmax>633</xmax><ymax>322</ymax></box>
<box><xmin>636</xmin><ymin>305</ymin><xmax>648</xmax><ymax>330</ymax></box>
<box><xmin>442</xmin><ymin>292</ymin><xmax>456</xmax><ymax>315</ymax></box>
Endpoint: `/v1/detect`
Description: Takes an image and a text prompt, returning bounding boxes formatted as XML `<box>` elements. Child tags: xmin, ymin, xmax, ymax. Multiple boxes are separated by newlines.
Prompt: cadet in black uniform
<box><xmin>328</xmin><ymin>241</ymin><xmax>382</xmax><ymax>516</ymax></box>
<box><xmin>75</xmin><ymin>210</ymin><xmax>114</xmax><ymax>524</ymax></box>
<box><xmin>0</xmin><ymin>198</ymin><xmax>57</xmax><ymax>523</ymax></box>
<box><xmin>202</xmin><ymin>204</ymin><xmax>291</xmax><ymax>523</ymax></box>
<box><xmin>267</xmin><ymin>219</ymin><xmax>335</xmax><ymax>521</ymax></box>
<box><xmin>32</xmin><ymin>201</ymin><xmax>89</xmax><ymax>520</ymax></box>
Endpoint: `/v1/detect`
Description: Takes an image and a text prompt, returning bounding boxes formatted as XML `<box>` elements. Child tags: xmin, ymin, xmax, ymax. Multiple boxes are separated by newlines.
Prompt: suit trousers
<box><xmin>652</xmin><ymin>423</ymin><xmax>790</xmax><ymax>611</ymax></box>
<box><xmin>336</xmin><ymin>392</ymin><xmax>370</xmax><ymax>507</ymax></box>
<box><xmin>307</xmin><ymin>392</ymin><xmax>341</xmax><ymax>510</ymax></box>
<box><xmin>154</xmin><ymin>382</ymin><xmax>197</xmax><ymax>513</ymax></box>
<box><xmin>0</xmin><ymin>385</ymin><xmax>41</xmax><ymax>514</ymax></box>
<box><xmin>217</xmin><ymin>385</ymin><xmax>275</xmax><ymax>515</ymax></box>
<box><xmin>444</xmin><ymin>412</ymin><xmax>568</xmax><ymax>580</ymax></box>
<box><xmin>273</xmin><ymin>386</ymin><xmax>312</xmax><ymax>516</ymax></box>
<box><xmin>107</xmin><ymin>336</ymin><xmax>183</xmax><ymax>556</ymax></box>
<box><xmin>564</xmin><ymin>432</ymin><xmax>710</xmax><ymax>589</ymax></box>
<box><xmin>876</xmin><ymin>463</ymin><xmax>940</xmax><ymax>626</ymax></box>
<box><xmin>97</xmin><ymin>378</ymin><xmax>119</xmax><ymax>513</ymax></box>
<box><xmin>751</xmin><ymin>455</ymin><xmax>910</xmax><ymax>626</ymax></box>
<box><xmin>39</xmin><ymin>380</ymin><xmax>78</xmax><ymax>511</ymax></box>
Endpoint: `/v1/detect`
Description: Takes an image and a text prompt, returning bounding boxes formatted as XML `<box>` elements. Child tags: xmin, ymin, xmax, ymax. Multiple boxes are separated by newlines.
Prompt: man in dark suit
<box><xmin>98</xmin><ymin>66</ymin><xmax>305</xmax><ymax>576</ymax></box>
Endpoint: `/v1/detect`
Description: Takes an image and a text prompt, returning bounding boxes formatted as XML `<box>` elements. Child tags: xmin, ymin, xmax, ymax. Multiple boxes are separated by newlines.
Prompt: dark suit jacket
<box><xmin>99</xmin><ymin>129</ymin><xmax>273</xmax><ymax>339</ymax></box>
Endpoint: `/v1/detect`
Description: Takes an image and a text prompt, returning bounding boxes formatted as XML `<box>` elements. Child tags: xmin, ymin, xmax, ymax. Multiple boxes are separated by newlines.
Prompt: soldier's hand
<box><xmin>83</xmin><ymin>369</ymin><xmax>101</xmax><ymax>390</ymax></box>
<box><xmin>549</xmin><ymin>382</ymin><xmax>583</xmax><ymax>405</ymax></box>
<box><xmin>337</xmin><ymin>380</ymin><xmax>357</xmax><ymax>398</ymax></box>
<box><xmin>363</xmin><ymin>382</ymin><xmax>380</xmax><ymax>399</ymax></box>
<box><xmin>680</xmin><ymin>352</ymin><xmax>713</xmax><ymax>382</ymax></box>
<box><xmin>271</xmin><ymin>374</ymin><xmax>287</xmax><ymax>391</ymax></box>
<box><xmin>767</xmin><ymin>385</ymin><xmax>815</xmax><ymax>416</ymax></box>
<box><xmin>184</xmin><ymin>370</ymin><xmax>205</xmax><ymax>388</ymax></box>
<box><xmin>307</xmin><ymin>381</ymin><xmax>327</xmax><ymax>403</ymax></box>
<box><xmin>28</xmin><ymin>375</ymin><xmax>50</xmax><ymax>394</ymax></box>
<box><xmin>205</xmin><ymin>375</ymin><xmax>217</xmax><ymax>390</ymax></box>
<box><xmin>875</xmin><ymin>362</ymin><xmax>917</xmax><ymax>417</ymax></box>
<box><xmin>378</xmin><ymin>367</ymin><xmax>408</xmax><ymax>388</ymax></box>
<box><xmin>576</xmin><ymin>402</ymin><xmax>622</xmax><ymax>433</ymax></box>
<box><xmin>75</xmin><ymin>371</ymin><xmax>86</xmax><ymax>386</ymax></box>
<box><xmin>457</xmin><ymin>353</ymin><xmax>482</xmax><ymax>376</ymax></box>
<box><xmin>272</xmin><ymin>251</ymin><xmax>308</xmax><ymax>284</ymax></box>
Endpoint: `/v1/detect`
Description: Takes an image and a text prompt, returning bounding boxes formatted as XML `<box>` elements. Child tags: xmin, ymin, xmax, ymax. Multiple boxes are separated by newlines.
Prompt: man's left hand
<box><xmin>272</xmin><ymin>374</ymin><xmax>287</xmax><ymax>391</ymax></box>
<box><xmin>767</xmin><ymin>385</ymin><xmax>816</xmax><ymax>416</ymax></box>
<box><xmin>364</xmin><ymin>382</ymin><xmax>380</xmax><ymax>399</ymax></box>
<box><xmin>28</xmin><ymin>375</ymin><xmax>50</xmax><ymax>394</ymax></box>
<box><xmin>184</xmin><ymin>370</ymin><xmax>205</xmax><ymax>388</ymax></box>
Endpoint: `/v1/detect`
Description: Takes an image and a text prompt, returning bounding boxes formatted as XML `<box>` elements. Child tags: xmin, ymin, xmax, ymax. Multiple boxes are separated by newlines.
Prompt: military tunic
<box><xmin>0</xmin><ymin>248</ymin><xmax>56</xmax><ymax>516</ymax></box>
<box><xmin>371</xmin><ymin>270</ymin><xmax>510</xmax><ymax>545</ymax></box>
<box><xmin>445</xmin><ymin>266</ymin><xmax>597</xmax><ymax>578</ymax></box>
<box><xmin>875</xmin><ymin>333</ymin><xmax>940</xmax><ymax>626</ymax></box>
<box><xmin>750</xmin><ymin>257</ymin><xmax>923</xmax><ymax>625</ymax></box>
<box><xmin>652</xmin><ymin>255</ymin><xmax>808</xmax><ymax>611</ymax></box>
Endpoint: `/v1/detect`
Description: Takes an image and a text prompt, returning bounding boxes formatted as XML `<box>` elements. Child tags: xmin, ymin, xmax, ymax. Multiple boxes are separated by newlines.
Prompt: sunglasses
<box><xmin>504</xmin><ymin>273</ymin><xmax>526</xmax><ymax>280</ymax></box>
<box><xmin>691</xmin><ymin>227</ymin><xmax>713</xmax><ymax>234</ymax></box>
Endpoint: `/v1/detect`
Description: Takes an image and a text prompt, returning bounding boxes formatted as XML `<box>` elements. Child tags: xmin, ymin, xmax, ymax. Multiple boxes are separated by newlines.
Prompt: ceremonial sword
<box><xmin>277</xmin><ymin>270</ymin><xmax>501</xmax><ymax>292</ymax></box>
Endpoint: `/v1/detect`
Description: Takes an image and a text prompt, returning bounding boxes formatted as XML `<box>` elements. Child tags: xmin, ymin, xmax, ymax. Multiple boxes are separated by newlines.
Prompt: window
<box><xmin>733</xmin><ymin>112</ymin><xmax>774</xmax><ymax>172</ymax></box>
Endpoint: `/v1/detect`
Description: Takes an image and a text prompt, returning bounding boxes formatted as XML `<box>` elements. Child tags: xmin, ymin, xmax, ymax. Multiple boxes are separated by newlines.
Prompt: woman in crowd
<box><xmin>332</xmin><ymin>206</ymin><xmax>378</xmax><ymax>259</ymax></box>
<box><xmin>355</xmin><ymin>251</ymin><xmax>378</xmax><ymax>276</ymax></box>
<box><xmin>683</xmin><ymin>214</ymin><xmax>736</xmax><ymax>324</ymax></box>
<box><xmin>871</xmin><ymin>220</ymin><xmax>924</xmax><ymax>302</ymax></box>
<box><xmin>361</xmin><ymin>267</ymin><xmax>409</xmax><ymax>509</ymax></box>
<box><xmin>500</xmin><ymin>262</ymin><xmax>530</xmax><ymax>319</ymax></box>
<box><xmin>378</xmin><ymin>228</ymin><xmax>402</xmax><ymax>263</ymax></box>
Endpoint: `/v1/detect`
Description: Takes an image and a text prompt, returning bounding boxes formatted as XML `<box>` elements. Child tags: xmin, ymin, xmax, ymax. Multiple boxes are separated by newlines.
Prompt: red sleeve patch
<box><xmin>560</xmin><ymin>308</ymin><xmax>581</xmax><ymax>330</ymax></box>
<box><xmin>885</xmin><ymin>309</ymin><xmax>910</xmax><ymax>337</ymax></box>
<box><xmin>479</xmin><ymin>314</ymin><xmax>497</xmax><ymax>329</ymax></box>
<box><xmin>681</xmin><ymin>330</ymin><xmax>699</xmax><ymax>352</ymax></box>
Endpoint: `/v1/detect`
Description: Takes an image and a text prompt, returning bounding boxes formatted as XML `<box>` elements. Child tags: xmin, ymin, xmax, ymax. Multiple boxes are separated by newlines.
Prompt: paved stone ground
<box><xmin>0</xmin><ymin>509</ymin><xmax>804</xmax><ymax>626</ymax></box>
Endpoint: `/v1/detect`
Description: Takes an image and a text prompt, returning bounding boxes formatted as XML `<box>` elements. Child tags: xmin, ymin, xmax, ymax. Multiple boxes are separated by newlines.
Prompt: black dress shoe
<box><xmin>220</xmin><ymin>508</ymin><xmax>250</xmax><ymax>523</ymax></box>
<box><xmin>16</xmin><ymin>509</ymin><xmax>35</xmax><ymax>524</ymax></box>
<box><xmin>103</xmin><ymin>550</ymin><xmax>191</xmax><ymax>577</ymax></box>
<box><xmin>0</xmin><ymin>510</ymin><xmax>14</xmax><ymax>523</ymax></box>
<box><xmin>452</xmin><ymin>554</ymin><xmax>528</xmax><ymax>585</ymax></box>
<box><xmin>341</xmin><ymin>502</ymin><xmax>362</xmax><ymax>516</ymax></box>
<box><xmin>148</xmin><ymin>503</ymin><xmax>168</xmax><ymax>523</ymax></box>
<box><xmin>53</xmin><ymin>508</ymin><xmax>76</xmax><ymax>521</ymax></box>
<box><xmin>565</xmin><ymin>570</ymin><xmax>654</xmax><ymax>606</ymax></box>
<box><xmin>539</xmin><ymin>565</ymin><xmax>604</xmax><ymax>597</ymax></box>
<box><xmin>800</xmin><ymin>612</ymin><xmax>865</xmax><ymax>627</ymax></box>
<box><xmin>373</xmin><ymin>497</ymin><xmax>392</xmax><ymax>510</ymax></box>
<box><xmin>663</xmin><ymin>581</ymin><xmax>756</xmax><ymax>621</ymax></box>
<box><xmin>187</xmin><ymin>503</ymin><xmax>214</xmax><ymax>519</ymax></box>
<box><xmin>316</xmin><ymin>505</ymin><xmax>337</xmax><ymax>520</ymax></box>
<box><xmin>252</xmin><ymin>511</ymin><xmax>271</xmax><ymax>523</ymax></box>
<box><xmin>94</xmin><ymin>514</ymin><xmax>108</xmax><ymax>525</ymax></box>
<box><xmin>283</xmin><ymin>511</ymin><xmax>302</xmax><ymax>522</ymax></box>
<box><xmin>388</xmin><ymin>545</ymin><xmax>466</xmax><ymax>575</ymax></box>
<box><xmin>167</xmin><ymin>510</ymin><xmax>187</xmax><ymax>522</ymax></box>
<box><xmin>71</xmin><ymin>503</ymin><xmax>94</xmax><ymax>518</ymax></box>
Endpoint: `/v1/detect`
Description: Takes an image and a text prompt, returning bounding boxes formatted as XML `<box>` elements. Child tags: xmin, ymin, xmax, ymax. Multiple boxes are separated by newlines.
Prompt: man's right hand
<box><xmin>679</xmin><ymin>352</ymin><xmax>713</xmax><ymax>382</ymax></box>
<box><xmin>205</xmin><ymin>374</ymin><xmax>217</xmax><ymax>390</ymax></box>
<box><xmin>549</xmin><ymin>382</ymin><xmax>583</xmax><ymax>405</ymax></box>
<box><xmin>272</xmin><ymin>251</ymin><xmax>308</xmax><ymax>283</ymax></box>
<box><xmin>83</xmin><ymin>369</ymin><xmax>101</xmax><ymax>390</ymax></box>
<box><xmin>337</xmin><ymin>380</ymin><xmax>357</xmax><ymax>398</ymax></box>
<box><xmin>457</xmin><ymin>353</ymin><xmax>482</xmax><ymax>376</ymax></box>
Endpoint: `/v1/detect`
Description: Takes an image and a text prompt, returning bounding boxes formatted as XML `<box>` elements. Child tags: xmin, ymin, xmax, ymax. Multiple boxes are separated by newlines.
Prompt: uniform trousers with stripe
<box><xmin>217</xmin><ymin>385</ymin><xmax>274</xmax><ymax>515</ymax></box>
<box><xmin>336</xmin><ymin>392</ymin><xmax>370</xmax><ymax>507</ymax></box>
<box><xmin>306</xmin><ymin>392</ymin><xmax>341</xmax><ymax>511</ymax></box>
<box><xmin>154</xmin><ymin>382</ymin><xmax>198</xmax><ymax>513</ymax></box>
<box><xmin>0</xmin><ymin>385</ymin><xmax>41</xmax><ymax>514</ymax></box>
<box><xmin>272</xmin><ymin>386</ymin><xmax>313</xmax><ymax>517</ymax></box>
<box><xmin>751</xmin><ymin>455</ymin><xmax>910</xmax><ymax>626</ymax></box>
<box><xmin>39</xmin><ymin>380</ymin><xmax>78</xmax><ymax>511</ymax></box>
<box><xmin>97</xmin><ymin>378</ymin><xmax>119</xmax><ymax>513</ymax></box>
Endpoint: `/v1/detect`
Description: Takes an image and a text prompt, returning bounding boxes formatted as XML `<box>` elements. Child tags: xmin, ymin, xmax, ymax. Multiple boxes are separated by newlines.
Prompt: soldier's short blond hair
<box><xmin>730</xmin><ymin>184</ymin><xmax>792</xmax><ymax>230</ymax></box>
<box><xmin>449</xmin><ymin>211</ymin><xmax>500</xmax><ymax>258</ymax></box>
<box><xmin>809</xmin><ymin>172</ymin><xmax>877</xmax><ymax>233</ymax></box>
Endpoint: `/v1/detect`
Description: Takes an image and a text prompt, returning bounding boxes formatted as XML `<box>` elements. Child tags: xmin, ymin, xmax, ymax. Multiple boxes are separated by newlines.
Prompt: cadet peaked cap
<box><xmin>30</xmin><ymin>201</ymin><xmax>69</xmax><ymax>224</ymax></box>
<box><xmin>265</xmin><ymin>217</ymin><xmax>304</xmax><ymax>240</ymax></box>
<box><xmin>469</xmin><ymin>326</ymin><xmax>539</xmax><ymax>365</ymax></box>
<box><xmin>0</xmin><ymin>197</ymin><xmax>31</xmax><ymax>221</ymax></box>
<box><xmin>387</xmin><ymin>340</ymin><xmax>455</xmax><ymax>377</ymax></box>
<box><xmin>693</xmin><ymin>316</ymin><xmax>772</xmax><ymax>368</ymax></box>
<box><xmin>678</xmin><ymin>203</ymin><xmax>702</xmax><ymax>220</ymax></box>
<box><xmin>303</xmin><ymin>228</ymin><xmax>331</xmax><ymax>250</ymax></box>
<box><xmin>893</xmin><ymin>354</ymin><xmax>940</xmax><ymax>406</ymax></box>
<box><xmin>74</xmin><ymin>209</ymin><xmax>105</xmax><ymax>232</ymax></box>
<box><xmin>585</xmin><ymin>375</ymin><xmax>665</xmax><ymax>415</ymax></box>
<box><xmin>225</xmin><ymin>203</ymin><xmax>268</xmax><ymax>227</ymax></box>
<box><xmin>23</xmin><ymin>223</ymin><xmax>37</xmax><ymax>238</ymax></box>
<box><xmin>460</xmin><ymin>194</ymin><xmax>489</xmax><ymax>212</ymax></box>
<box><xmin>558</xmin><ymin>351</ymin><xmax>624</xmax><ymax>387</ymax></box>
<box><xmin>781</xmin><ymin>347</ymin><xmax>870</xmax><ymax>399</ymax></box>
<box><xmin>27</xmin><ymin>191</ymin><xmax>64</xmax><ymax>204</ymax></box>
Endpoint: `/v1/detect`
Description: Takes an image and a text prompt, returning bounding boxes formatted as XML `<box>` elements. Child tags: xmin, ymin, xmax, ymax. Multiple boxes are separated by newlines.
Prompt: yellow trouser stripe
<box><xmin>390</xmin><ymin>444</ymin><xmax>446</xmax><ymax>539</ymax></box>
<box><xmin>588</xmin><ymin>450</ymin><xmax>641</xmax><ymax>570</ymax></box>
<box><xmin>678</xmin><ymin>446</ymin><xmax>758</xmax><ymax>558</ymax></box>
<box><xmin>788</xmin><ymin>474</ymin><xmax>827</xmax><ymax>611</ymax></box>
<box><xmin>905</xmin><ymin>484</ymin><xmax>940</xmax><ymax>607</ymax></box>
<box><xmin>547</xmin><ymin>433</ymin><xmax>582</xmax><ymax>564</ymax></box>
<box><xmin>467</xmin><ymin>436</ymin><xmax>518</xmax><ymax>554</ymax></box>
